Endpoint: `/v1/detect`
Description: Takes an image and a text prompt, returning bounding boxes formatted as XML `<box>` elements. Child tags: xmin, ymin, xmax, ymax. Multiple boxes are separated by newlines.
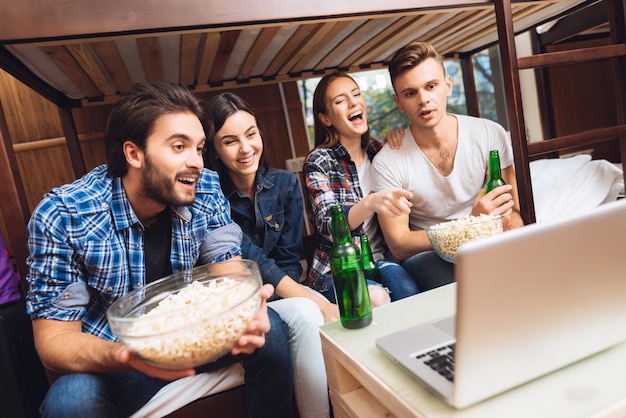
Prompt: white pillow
<box><xmin>530</xmin><ymin>155</ymin><xmax>624</xmax><ymax>223</ymax></box>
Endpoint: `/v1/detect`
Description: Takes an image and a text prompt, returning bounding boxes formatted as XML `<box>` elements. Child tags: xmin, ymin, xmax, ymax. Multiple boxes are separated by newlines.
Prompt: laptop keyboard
<box><xmin>416</xmin><ymin>343</ymin><xmax>455</xmax><ymax>382</ymax></box>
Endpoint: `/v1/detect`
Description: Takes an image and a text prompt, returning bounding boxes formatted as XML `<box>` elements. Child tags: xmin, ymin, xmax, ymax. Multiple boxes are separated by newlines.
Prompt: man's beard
<box><xmin>141</xmin><ymin>154</ymin><xmax>196</xmax><ymax>207</ymax></box>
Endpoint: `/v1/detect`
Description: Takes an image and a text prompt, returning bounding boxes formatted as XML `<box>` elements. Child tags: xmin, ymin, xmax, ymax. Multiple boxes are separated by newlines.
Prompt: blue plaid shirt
<box><xmin>25</xmin><ymin>165</ymin><xmax>241</xmax><ymax>341</ymax></box>
<box><xmin>303</xmin><ymin>139</ymin><xmax>382</xmax><ymax>291</ymax></box>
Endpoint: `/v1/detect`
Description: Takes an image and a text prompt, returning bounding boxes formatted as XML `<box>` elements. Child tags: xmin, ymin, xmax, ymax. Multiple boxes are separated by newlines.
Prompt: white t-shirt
<box><xmin>371</xmin><ymin>114</ymin><xmax>513</xmax><ymax>231</ymax></box>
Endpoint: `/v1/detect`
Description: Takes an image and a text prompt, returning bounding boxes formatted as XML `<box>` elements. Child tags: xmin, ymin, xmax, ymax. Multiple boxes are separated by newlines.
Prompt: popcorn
<box><xmin>427</xmin><ymin>214</ymin><xmax>503</xmax><ymax>262</ymax></box>
<box><xmin>124</xmin><ymin>278</ymin><xmax>260</xmax><ymax>368</ymax></box>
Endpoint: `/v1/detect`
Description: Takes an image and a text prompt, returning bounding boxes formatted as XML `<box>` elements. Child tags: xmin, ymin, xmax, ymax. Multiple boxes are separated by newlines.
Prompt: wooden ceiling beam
<box><xmin>180</xmin><ymin>33</ymin><xmax>202</xmax><ymax>86</ymax></box>
<box><xmin>65</xmin><ymin>43</ymin><xmax>117</xmax><ymax>96</ymax></box>
<box><xmin>340</xmin><ymin>16</ymin><xmax>418</xmax><ymax>68</ymax></box>
<box><xmin>0</xmin><ymin>0</ymin><xmax>491</xmax><ymax>42</ymax></box>
<box><xmin>316</xmin><ymin>19</ymin><xmax>385</xmax><ymax>70</ymax></box>
<box><xmin>90</xmin><ymin>40</ymin><xmax>133</xmax><ymax>93</ymax></box>
<box><xmin>266</xmin><ymin>24</ymin><xmax>319</xmax><ymax>76</ymax></box>
<box><xmin>209</xmin><ymin>31</ymin><xmax>241</xmax><ymax>85</ymax></box>
<box><xmin>279</xmin><ymin>24</ymin><xmax>327</xmax><ymax>75</ymax></box>
<box><xmin>40</xmin><ymin>45</ymin><xmax>101</xmax><ymax>98</ymax></box>
<box><xmin>197</xmin><ymin>33</ymin><xmax>221</xmax><ymax>85</ymax></box>
<box><xmin>238</xmin><ymin>26</ymin><xmax>282</xmax><ymax>80</ymax></box>
<box><xmin>290</xmin><ymin>21</ymin><xmax>353</xmax><ymax>73</ymax></box>
<box><xmin>137</xmin><ymin>37</ymin><xmax>164</xmax><ymax>82</ymax></box>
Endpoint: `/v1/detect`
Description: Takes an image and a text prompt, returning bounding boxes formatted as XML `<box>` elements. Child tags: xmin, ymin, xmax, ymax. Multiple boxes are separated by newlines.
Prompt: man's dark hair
<box><xmin>104</xmin><ymin>82</ymin><xmax>210</xmax><ymax>178</ymax></box>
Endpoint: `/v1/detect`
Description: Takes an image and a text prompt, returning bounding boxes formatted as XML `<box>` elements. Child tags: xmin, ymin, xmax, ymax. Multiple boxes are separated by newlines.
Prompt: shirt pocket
<box><xmin>82</xmin><ymin>236</ymin><xmax>130</xmax><ymax>304</ymax></box>
<box><xmin>262</xmin><ymin>211</ymin><xmax>285</xmax><ymax>250</ymax></box>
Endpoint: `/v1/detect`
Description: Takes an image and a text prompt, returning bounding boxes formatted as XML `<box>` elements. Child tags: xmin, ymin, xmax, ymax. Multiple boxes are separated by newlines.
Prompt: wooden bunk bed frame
<box><xmin>0</xmin><ymin>1</ymin><xmax>625</xmax><ymax>415</ymax></box>
<box><xmin>1</xmin><ymin>0</ymin><xmax>625</xmax><ymax>279</ymax></box>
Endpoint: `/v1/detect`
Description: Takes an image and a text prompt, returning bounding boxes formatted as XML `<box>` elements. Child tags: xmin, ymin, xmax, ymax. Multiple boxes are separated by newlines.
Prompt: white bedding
<box><xmin>530</xmin><ymin>154</ymin><xmax>624</xmax><ymax>223</ymax></box>
<box><xmin>130</xmin><ymin>363</ymin><xmax>244</xmax><ymax>418</ymax></box>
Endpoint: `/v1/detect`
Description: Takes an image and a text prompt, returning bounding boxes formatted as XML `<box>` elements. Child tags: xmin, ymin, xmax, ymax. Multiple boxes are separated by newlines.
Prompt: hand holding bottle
<box><xmin>474</xmin><ymin>184</ymin><xmax>515</xmax><ymax>216</ymax></box>
<box><xmin>472</xmin><ymin>150</ymin><xmax>515</xmax><ymax>218</ymax></box>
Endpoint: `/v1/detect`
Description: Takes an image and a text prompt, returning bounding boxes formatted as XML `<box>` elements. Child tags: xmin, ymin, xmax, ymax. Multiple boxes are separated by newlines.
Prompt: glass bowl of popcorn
<box><xmin>426</xmin><ymin>214</ymin><xmax>504</xmax><ymax>263</ymax></box>
<box><xmin>107</xmin><ymin>259</ymin><xmax>262</xmax><ymax>369</ymax></box>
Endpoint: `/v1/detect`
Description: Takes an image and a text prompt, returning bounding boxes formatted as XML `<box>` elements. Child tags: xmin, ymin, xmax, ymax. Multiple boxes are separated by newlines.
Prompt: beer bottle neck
<box><xmin>488</xmin><ymin>150</ymin><xmax>502</xmax><ymax>181</ymax></box>
<box><xmin>331</xmin><ymin>206</ymin><xmax>352</xmax><ymax>244</ymax></box>
<box><xmin>360</xmin><ymin>235</ymin><xmax>374</xmax><ymax>263</ymax></box>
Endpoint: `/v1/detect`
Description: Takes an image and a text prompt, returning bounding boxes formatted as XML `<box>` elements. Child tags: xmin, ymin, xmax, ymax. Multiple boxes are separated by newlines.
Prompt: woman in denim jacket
<box><xmin>203</xmin><ymin>92</ymin><xmax>333</xmax><ymax>418</ymax></box>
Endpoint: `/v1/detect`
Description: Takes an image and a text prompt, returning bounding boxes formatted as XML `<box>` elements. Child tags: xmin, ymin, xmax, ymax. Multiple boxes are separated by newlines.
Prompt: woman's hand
<box><xmin>383</xmin><ymin>129</ymin><xmax>404</xmax><ymax>149</ymax></box>
<box><xmin>319</xmin><ymin>300</ymin><xmax>340</xmax><ymax>324</ymax></box>
<box><xmin>365</xmin><ymin>189</ymin><xmax>413</xmax><ymax>217</ymax></box>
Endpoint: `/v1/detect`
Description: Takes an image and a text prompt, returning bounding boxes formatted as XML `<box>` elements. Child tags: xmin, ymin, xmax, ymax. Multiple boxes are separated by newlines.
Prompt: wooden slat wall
<box><xmin>0</xmin><ymin>69</ymin><xmax>75</xmax><ymax>212</ymax></box>
<box><xmin>545</xmin><ymin>37</ymin><xmax>622</xmax><ymax>161</ymax></box>
<box><xmin>0</xmin><ymin>67</ymin><xmax>310</xmax><ymax>218</ymax></box>
<box><xmin>198</xmin><ymin>82</ymin><xmax>311</xmax><ymax>167</ymax></box>
<box><xmin>0</xmin><ymin>70</ymin><xmax>64</xmax><ymax>143</ymax></box>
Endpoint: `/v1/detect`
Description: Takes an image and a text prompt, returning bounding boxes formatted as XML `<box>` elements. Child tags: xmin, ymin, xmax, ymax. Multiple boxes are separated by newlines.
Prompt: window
<box><xmin>298</xmin><ymin>60</ymin><xmax>472</xmax><ymax>144</ymax></box>
<box><xmin>471</xmin><ymin>46</ymin><xmax>509</xmax><ymax>130</ymax></box>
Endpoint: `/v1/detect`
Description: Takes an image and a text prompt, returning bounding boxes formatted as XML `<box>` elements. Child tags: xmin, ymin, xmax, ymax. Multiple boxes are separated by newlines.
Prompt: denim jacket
<box><xmin>221</xmin><ymin>167</ymin><xmax>304</xmax><ymax>287</ymax></box>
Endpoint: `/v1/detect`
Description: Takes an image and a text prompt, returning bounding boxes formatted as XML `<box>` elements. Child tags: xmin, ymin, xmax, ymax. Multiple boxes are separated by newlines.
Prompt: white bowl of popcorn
<box><xmin>426</xmin><ymin>214</ymin><xmax>504</xmax><ymax>263</ymax></box>
<box><xmin>107</xmin><ymin>259</ymin><xmax>262</xmax><ymax>369</ymax></box>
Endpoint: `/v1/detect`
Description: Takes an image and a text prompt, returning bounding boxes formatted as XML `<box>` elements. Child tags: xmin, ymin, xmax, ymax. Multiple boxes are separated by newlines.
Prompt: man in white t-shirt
<box><xmin>372</xmin><ymin>41</ymin><xmax>523</xmax><ymax>291</ymax></box>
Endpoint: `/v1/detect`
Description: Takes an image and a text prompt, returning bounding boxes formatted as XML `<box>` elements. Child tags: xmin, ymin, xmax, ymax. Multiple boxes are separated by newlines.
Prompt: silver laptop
<box><xmin>376</xmin><ymin>198</ymin><xmax>626</xmax><ymax>409</ymax></box>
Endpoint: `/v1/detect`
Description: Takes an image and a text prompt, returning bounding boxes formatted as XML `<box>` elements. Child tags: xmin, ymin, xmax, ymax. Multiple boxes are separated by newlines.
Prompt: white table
<box><xmin>320</xmin><ymin>284</ymin><xmax>626</xmax><ymax>418</ymax></box>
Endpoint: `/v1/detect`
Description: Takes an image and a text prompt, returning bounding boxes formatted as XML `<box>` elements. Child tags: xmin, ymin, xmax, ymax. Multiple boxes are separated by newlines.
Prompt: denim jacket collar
<box><xmin>220</xmin><ymin>168</ymin><xmax>274</xmax><ymax>200</ymax></box>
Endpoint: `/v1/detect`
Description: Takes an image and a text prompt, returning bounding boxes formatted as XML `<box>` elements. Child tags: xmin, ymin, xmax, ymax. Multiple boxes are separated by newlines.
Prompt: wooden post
<box><xmin>607</xmin><ymin>0</ymin><xmax>626</xmax><ymax>181</ymax></box>
<box><xmin>0</xmin><ymin>101</ymin><xmax>31</xmax><ymax>286</ymax></box>
<box><xmin>494</xmin><ymin>0</ymin><xmax>536</xmax><ymax>224</ymax></box>
<box><xmin>58</xmin><ymin>106</ymin><xmax>86</xmax><ymax>178</ymax></box>
<box><xmin>459</xmin><ymin>53</ymin><xmax>480</xmax><ymax>118</ymax></box>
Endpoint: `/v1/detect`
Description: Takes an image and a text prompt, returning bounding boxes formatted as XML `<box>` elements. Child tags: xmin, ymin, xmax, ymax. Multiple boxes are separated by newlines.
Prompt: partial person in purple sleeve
<box><xmin>0</xmin><ymin>230</ymin><xmax>21</xmax><ymax>306</ymax></box>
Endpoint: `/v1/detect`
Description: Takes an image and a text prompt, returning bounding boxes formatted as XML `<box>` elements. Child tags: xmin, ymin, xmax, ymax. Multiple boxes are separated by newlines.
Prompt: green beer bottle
<box><xmin>485</xmin><ymin>149</ymin><xmax>506</xmax><ymax>194</ymax></box>
<box><xmin>329</xmin><ymin>205</ymin><xmax>372</xmax><ymax>329</ymax></box>
<box><xmin>360</xmin><ymin>234</ymin><xmax>381</xmax><ymax>283</ymax></box>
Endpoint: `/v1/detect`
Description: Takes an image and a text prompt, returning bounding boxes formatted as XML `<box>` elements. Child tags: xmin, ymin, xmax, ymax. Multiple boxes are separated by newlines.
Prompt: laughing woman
<box><xmin>202</xmin><ymin>92</ymin><xmax>333</xmax><ymax>418</ymax></box>
<box><xmin>304</xmin><ymin>72</ymin><xmax>420</xmax><ymax>303</ymax></box>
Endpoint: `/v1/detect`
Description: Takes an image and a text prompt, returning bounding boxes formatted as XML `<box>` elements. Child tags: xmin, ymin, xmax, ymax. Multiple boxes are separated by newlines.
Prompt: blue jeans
<box><xmin>401</xmin><ymin>251</ymin><xmax>455</xmax><ymax>292</ymax></box>
<box><xmin>269</xmin><ymin>297</ymin><xmax>329</xmax><ymax>418</ymax></box>
<box><xmin>378</xmin><ymin>260</ymin><xmax>420</xmax><ymax>301</ymax></box>
<box><xmin>40</xmin><ymin>308</ymin><xmax>293</xmax><ymax>418</ymax></box>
